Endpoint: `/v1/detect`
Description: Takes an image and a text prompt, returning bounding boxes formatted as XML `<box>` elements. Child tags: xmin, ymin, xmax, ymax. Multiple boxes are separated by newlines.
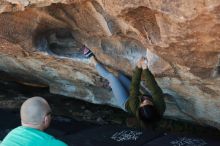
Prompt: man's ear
<box><xmin>43</xmin><ymin>115</ymin><xmax>50</xmax><ymax>128</ymax></box>
<box><xmin>45</xmin><ymin>115</ymin><xmax>51</xmax><ymax>123</ymax></box>
<box><xmin>44</xmin><ymin>115</ymin><xmax>48</xmax><ymax>123</ymax></box>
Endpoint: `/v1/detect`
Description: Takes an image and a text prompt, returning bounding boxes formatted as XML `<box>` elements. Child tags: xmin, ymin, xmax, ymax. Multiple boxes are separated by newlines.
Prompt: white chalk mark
<box><xmin>111</xmin><ymin>130</ymin><xmax>143</xmax><ymax>142</ymax></box>
<box><xmin>170</xmin><ymin>137</ymin><xmax>207</xmax><ymax>146</ymax></box>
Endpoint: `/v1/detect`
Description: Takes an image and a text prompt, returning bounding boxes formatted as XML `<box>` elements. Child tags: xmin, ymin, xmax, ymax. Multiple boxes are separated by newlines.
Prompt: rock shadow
<box><xmin>33</xmin><ymin>28</ymin><xmax>84</xmax><ymax>58</ymax></box>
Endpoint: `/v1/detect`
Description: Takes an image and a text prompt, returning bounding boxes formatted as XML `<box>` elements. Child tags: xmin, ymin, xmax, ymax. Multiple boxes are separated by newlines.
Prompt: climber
<box><xmin>83</xmin><ymin>46</ymin><xmax>166</xmax><ymax>126</ymax></box>
<box><xmin>1</xmin><ymin>96</ymin><xmax>68</xmax><ymax>146</ymax></box>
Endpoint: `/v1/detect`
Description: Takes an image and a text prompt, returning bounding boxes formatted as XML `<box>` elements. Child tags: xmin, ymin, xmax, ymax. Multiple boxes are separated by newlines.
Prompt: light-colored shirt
<box><xmin>0</xmin><ymin>126</ymin><xmax>67</xmax><ymax>146</ymax></box>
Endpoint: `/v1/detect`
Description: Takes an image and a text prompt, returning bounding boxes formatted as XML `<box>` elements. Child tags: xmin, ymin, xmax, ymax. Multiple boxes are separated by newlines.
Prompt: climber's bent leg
<box><xmin>118</xmin><ymin>72</ymin><xmax>131</xmax><ymax>93</ymax></box>
<box><xmin>96</xmin><ymin>63</ymin><xmax>129</xmax><ymax>111</ymax></box>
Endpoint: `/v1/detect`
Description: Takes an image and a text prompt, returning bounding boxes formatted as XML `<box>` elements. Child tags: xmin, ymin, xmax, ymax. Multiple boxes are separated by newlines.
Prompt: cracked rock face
<box><xmin>0</xmin><ymin>0</ymin><xmax>220</xmax><ymax>129</ymax></box>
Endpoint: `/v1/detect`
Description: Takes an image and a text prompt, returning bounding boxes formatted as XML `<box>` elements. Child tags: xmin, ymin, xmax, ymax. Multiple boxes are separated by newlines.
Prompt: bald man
<box><xmin>1</xmin><ymin>97</ymin><xmax>67</xmax><ymax>146</ymax></box>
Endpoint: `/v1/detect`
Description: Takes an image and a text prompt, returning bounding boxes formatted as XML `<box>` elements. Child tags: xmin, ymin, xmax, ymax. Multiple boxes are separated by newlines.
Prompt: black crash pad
<box><xmin>143</xmin><ymin>134</ymin><xmax>220</xmax><ymax>146</ymax></box>
<box><xmin>48</xmin><ymin>116</ymin><xmax>96</xmax><ymax>137</ymax></box>
<box><xmin>63</xmin><ymin>125</ymin><xmax>163</xmax><ymax>146</ymax></box>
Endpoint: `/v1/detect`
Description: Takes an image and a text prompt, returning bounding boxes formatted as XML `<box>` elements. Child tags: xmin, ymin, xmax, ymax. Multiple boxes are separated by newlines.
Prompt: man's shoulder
<box><xmin>3</xmin><ymin>126</ymin><xmax>23</xmax><ymax>137</ymax></box>
<box><xmin>1</xmin><ymin>126</ymin><xmax>67</xmax><ymax>146</ymax></box>
<box><xmin>1</xmin><ymin>126</ymin><xmax>25</xmax><ymax>145</ymax></box>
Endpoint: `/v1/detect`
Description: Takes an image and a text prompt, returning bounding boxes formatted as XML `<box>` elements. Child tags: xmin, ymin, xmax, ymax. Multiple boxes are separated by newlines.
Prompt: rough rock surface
<box><xmin>0</xmin><ymin>0</ymin><xmax>220</xmax><ymax>129</ymax></box>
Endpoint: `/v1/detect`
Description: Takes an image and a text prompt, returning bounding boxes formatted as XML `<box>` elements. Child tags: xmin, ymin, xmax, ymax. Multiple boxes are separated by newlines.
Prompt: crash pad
<box><xmin>143</xmin><ymin>133</ymin><xmax>220</xmax><ymax>146</ymax></box>
<box><xmin>63</xmin><ymin>125</ymin><xmax>163</xmax><ymax>146</ymax></box>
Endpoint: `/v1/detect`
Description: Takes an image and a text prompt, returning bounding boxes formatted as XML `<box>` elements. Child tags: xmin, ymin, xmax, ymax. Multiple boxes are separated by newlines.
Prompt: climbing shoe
<box><xmin>82</xmin><ymin>46</ymin><xmax>94</xmax><ymax>58</ymax></box>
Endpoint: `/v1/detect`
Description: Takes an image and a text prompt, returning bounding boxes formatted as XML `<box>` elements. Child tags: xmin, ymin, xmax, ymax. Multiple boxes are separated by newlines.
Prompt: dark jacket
<box><xmin>125</xmin><ymin>67</ymin><xmax>166</xmax><ymax>124</ymax></box>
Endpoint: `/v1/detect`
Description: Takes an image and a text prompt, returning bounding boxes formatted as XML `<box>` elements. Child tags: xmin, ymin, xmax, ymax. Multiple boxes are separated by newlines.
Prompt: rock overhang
<box><xmin>0</xmin><ymin>0</ymin><xmax>220</xmax><ymax>129</ymax></box>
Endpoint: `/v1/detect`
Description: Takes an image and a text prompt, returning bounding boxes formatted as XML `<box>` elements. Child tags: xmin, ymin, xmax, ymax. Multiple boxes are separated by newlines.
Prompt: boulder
<box><xmin>0</xmin><ymin>0</ymin><xmax>220</xmax><ymax>129</ymax></box>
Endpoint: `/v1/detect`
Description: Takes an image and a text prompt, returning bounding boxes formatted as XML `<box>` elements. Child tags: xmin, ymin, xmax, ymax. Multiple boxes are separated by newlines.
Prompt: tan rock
<box><xmin>0</xmin><ymin>0</ymin><xmax>220</xmax><ymax>129</ymax></box>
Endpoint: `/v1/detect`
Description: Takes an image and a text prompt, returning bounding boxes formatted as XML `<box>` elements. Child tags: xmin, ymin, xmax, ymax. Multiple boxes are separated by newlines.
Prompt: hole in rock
<box><xmin>214</xmin><ymin>65</ymin><xmax>220</xmax><ymax>77</ymax></box>
<box><xmin>34</xmin><ymin>28</ymin><xmax>84</xmax><ymax>58</ymax></box>
<box><xmin>217</xmin><ymin>66</ymin><xmax>220</xmax><ymax>75</ymax></box>
<box><xmin>212</xmin><ymin>58</ymin><xmax>220</xmax><ymax>77</ymax></box>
